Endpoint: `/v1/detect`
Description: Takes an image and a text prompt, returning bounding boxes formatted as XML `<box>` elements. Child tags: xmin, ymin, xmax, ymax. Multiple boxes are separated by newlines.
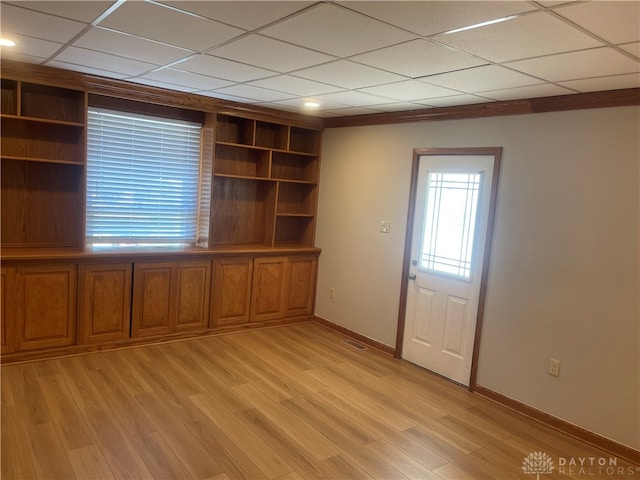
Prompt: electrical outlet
<box><xmin>329</xmin><ymin>287</ymin><xmax>336</xmax><ymax>299</ymax></box>
<box><xmin>548</xmin><ymin>358</ymin><xmax>561</xmax><ymax>377</ymax></box>
<box><xmin>380</xmin><ymin>220</ymin><xmax>390</xmax><ymax>233</ymax></box>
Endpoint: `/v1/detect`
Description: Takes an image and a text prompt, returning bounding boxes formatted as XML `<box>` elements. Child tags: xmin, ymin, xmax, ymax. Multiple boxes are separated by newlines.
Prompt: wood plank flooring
<box><xmin>1</xmin><ymin>322</ymin><xmax>637</xmax><ymax>479</ymax></box>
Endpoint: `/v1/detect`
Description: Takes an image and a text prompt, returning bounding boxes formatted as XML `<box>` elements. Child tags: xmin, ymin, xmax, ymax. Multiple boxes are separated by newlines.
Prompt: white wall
<box><xmin>314</xmin><ymin>106</ymin><xmax>639</xmax><ymax>450</ymax></box>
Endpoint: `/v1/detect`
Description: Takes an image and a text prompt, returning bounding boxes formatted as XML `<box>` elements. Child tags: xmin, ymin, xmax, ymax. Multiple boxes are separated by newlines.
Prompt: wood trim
<box><xmin>394</xmin><ymin>147</ymin><xmax>502</xmax><ymax>390</ymax></box>
<box><xmin>394</xmin><ymin>149</ymin><xmax>421</xmax><ymax>358</ymax></box>
<box><xmin>325</xmin><ymin>88</ymin><xmax>640</xmax><ymax>128</ymax></box>
<box><xmin>313</xmin><ymin>315</ymin><xmax>395</xmax><ymax>356</ymax></box>
<box><xmin>474</xmin><ymin>385</ymin><xmax>640</xmax><ymax>465</ymax></box>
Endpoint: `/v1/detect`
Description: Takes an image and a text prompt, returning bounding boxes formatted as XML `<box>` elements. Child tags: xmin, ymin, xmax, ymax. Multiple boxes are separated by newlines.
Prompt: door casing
<box><xmin>395</xmin><ymin>147</ymin><xmax>502</xmax><ymax>391</ymax></box>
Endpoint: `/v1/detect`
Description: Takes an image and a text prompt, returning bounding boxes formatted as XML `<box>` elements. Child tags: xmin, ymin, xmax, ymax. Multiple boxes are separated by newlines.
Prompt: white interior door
<box><xmin>402</xmin><ymin>154</ymin><xmax>495</xmax><ymax>386</ymax></box>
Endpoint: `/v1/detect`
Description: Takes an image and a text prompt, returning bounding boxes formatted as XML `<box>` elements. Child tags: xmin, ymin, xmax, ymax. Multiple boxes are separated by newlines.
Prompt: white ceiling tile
<box><xmin>129</xmin><ymin>77</ymin><xmax>199</xmax><ymax>93</ymax></box>
<box><xmin>53</xmin><ymin>46</ymin><xmax>157</xmax><ymax>76</ymax></box>
<box><xmin>423</xmin><ymin>65</ymin><xmax>542</xmax><ymax>93</ymax></box>
<box><xmin>197</xmin><ymin>90</ymin><xmax>258</xmax><ymax>104</ymax></box>
<box><xmin>293</xmin><ymin>60</ymin><xmax>405</xmax><ymax>89</ymax></box>
<box><xmin>416</xmin><ymin>94</ymin><xmax>493</xmax><ymax>107</ymax></box>
<box><xmin>480</xmin><ymin>83</ymin><xmax>573</xmax><ymax>101</ymax></box>
<box><xmin>271</xmin><ymin>97</ymin><xmax>351</xmax><ymax>111</ymax></box>
<box><xmin>1</xmin><ymin>32</ymin><xmax>62</xmax><ymax>59</ymax></box>
<box><xmin>162</xmin><ymin>1</ymin><xmax>314</xmax><ymax>30</ymax></box>
<box><xmin>559</xmin><ymin>73</ymin><xmax>640</xmax><ymax>92</ymax></box>
<box><xmin>260</xmin><ymin>3</ymin><xmax>417</xmax><ymax>57</ymax></box>
<box><xmin>5</xmin><ymin>1</ymin><xmax>116</xmax><ymax>23</ymax></box>
<box><xmin>175</xmin><ymin>54</ymin><xmax>276</xmax><ymax>82</ymax></box>
<box><xmin>139</xmin><ymin>68</ymin><xmax>233</xmax><ymax>91</ymax></box>
<box><xmin>1</xmin><ymin>52</ymin><xmax>47</xmax><ymax>64</ymax></box>
<box><xmin>506</xmin><ymin>47</ymin><xmax>640</xmax><ymax>82</ymax></box>
<box><xmin>318</xmin><ymin>106</ymin><xmax>384</xmax><ymax>117</ymax></box>
<box><xmin>47</xmin><ymin>60</ymin><xmax>129</xmax><ymax>78</ymax></box>
<box><xmin>340</xmin><ymin>1</ymin><xmax>535</xmax><ymax>36</ymax></box>
<box><xmin>249</xmin><ymin>75</ymin><xmax>343</xmax><ymax>96</ymax></box>
<box><xmin>555</xmin><ymin>1</ymin><xmax>640</xmax><ymax>45</ymax></box>
<box><xmin>1</xmin><ymin>3</ymin><xmax>87</xmax><ymax>43</ymax></box>
<box><xmin>351</xmin><ymin>39</ymin><xmax>487</xmax><ymax>78</ymax></box>
<box><xmin>435</xmin><ymin>11</ymin><xmax>602</xmax><ymax>62</ymax></box>
<box><xmin>74</xmin><ymin>27</ymin><xmax>192</xmax><ymax>65</ymax></box>
<box><xmin>98</xmin><ymin>1</ymin><xmax>244</xmax><ymax>51</ymax></box>
<box><xmin>370</xmin><ymin>102</ymin><xmax>426</xmax><ymax>112</ymax></box>
<box><xmin>212</xmin><ymin>84</ymin><xmax>296</xmax><ymax>102</ymax></box>
<box><xmin>619</xmin><ymin>42</ymin><xmax>640</xmax><ymax>59</ymax></box>
<box><xmin>210</xmin><ymin>35</ymin><xmax>334</xmax><ymax>73</ymax></box>
<box><xmin>359</xmin><ymin>80</ymin><xmax>459</xmax><ymax>101</ymax></box>
<box><xmin>313</xmin><ymin>90</ymin><xmax>399</xmax><ymax>107</ymax></box>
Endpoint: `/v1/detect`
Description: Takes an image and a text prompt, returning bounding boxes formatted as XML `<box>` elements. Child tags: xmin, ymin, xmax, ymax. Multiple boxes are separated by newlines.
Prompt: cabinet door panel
<box><xmin>251</xmin><ymin>257</ymin><xmax>286</xmax><ymax>322</ymax></box>
<box><xmin>211</xmin><ymin>257</ymin><xmax>253</xmax><ymax>326</ymax></box>
<box><xmin>174</xmin><ymin>261</ymin><xmax>211</xmax><ymax>332</ymax></box>
<box><xmin>284</xmin><ymin>255</ymin><xmax>317</xmax><ymax>317</ymax></box>
<box><xmin>1</xmin><ymin>267</ymin><xmax>15</xmax><ymax>353</ymax></box>
<box><xmin>79</xmin><ymin>263</ymin><xmax>132</xmax><ymax>344</ymax></box>
<box><xmin>16</xmin><ymin>264</ymin><xmax>77</xmax><ymax>351</ymax></box>
<box><xmin>132</xmin><ymin>263</ymin><xmax>173</xmax><ymax>337</ymax></box>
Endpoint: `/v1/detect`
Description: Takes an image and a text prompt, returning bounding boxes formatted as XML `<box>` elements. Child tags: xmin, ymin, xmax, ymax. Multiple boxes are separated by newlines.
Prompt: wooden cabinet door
<box><xmin>79</xmin><ymin>263</ymin><xmax>132</xmax><ymax>344</ymax></box>
<box><xmin>132</xmin><ymin>262</ymin><xmax>173</xmax><ymax>337</ymax></box>
<box><xmin>174</xmin><ymin>261</ymin><xmax>211</xmax><ymax>332</ymax></box>
<box><xmin>283</xmin><ymin>255</ymin><xmax>318</xmax><ymax>318</ymax></box>
<box><xmin>1</xmin><ymin>267</ymin><xmax>16</xmax><ymax>353</ymax></box>
<box><xmin>211</xmin><ymin>257</ymin><xmax>253</xmax><ymax>326</ymax></box>
<box><xmin>15</xmin><ymin>264</ymin><xmax>77</xmax><ymax>351</ymax></box>
<box><xmin>251</xmin><ymin>257</ymin><xmax>286</xmax><ymax>322</ymax></box>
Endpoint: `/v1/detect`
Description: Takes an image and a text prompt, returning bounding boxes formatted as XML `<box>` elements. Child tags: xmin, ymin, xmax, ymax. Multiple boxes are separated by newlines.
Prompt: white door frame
<box><xmin>395</xmin><ymin>147</ymin><xmax>502</xmax><ymax>391</ymax></box>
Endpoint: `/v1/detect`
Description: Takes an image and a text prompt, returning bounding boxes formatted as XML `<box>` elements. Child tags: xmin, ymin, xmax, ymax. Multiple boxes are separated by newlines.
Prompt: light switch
<box><xmin>380</xmin><ymin>220</ymin><xmax>390</xmax><ymax>233</ymax></box>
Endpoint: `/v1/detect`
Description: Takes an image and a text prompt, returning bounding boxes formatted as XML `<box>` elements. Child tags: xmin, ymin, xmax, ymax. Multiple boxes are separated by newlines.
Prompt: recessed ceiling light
<box><xmin>304</xmin><ymin>101</ymin><xmax>320</xmax><ymax>108</ymax></box>
<box><xmin>0</xmin><ymin>38</ymin><xmax>16</xmax><ymax>47</ymax></box>
<box><xmin>443</xmin><ymin>16</ymin><xmax>517</xmax><ymax>35</ymax></box>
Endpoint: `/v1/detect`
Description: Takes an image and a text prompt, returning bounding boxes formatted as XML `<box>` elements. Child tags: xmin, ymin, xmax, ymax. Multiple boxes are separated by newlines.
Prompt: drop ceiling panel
<box><xmin>435</xmin><ymin>11</ymin><xmax>602</xmax><ymax>62</ymax></box>
<box><xmin>249</xmin><ymin>75</ymin><xmax>344</xmax><ymax>96</ymax></box>
<box><xmin>313</xmin><ymin>90</ymin><xmax>399</xmax><ymax>107</ymax></box>
<box><xmin>419</xmin><ymin>94</ymin><xmax>492</xmax><ymax>107</ymax></box>
<box><xmin>212</xmin><ymin>84</ymin><xmax>297</xmax><ymax>102</ymax></box>
<box><xmin>260</xmin><ymin>3</ymin><xmax>417</xmax><ymax>57</ymax></box>
<box><xmin>620</xmin><ymin>42</ymin><xmax>640</xmax><ymax>58</ymax></box>
<box><xmin>480</xmin><ymin>83</ymin><xmax>573</xmax><ymax>101</ymax></box>
<box><xmin>559</xmin><ymin>73</ymin><xmax>640</xmax><ymax>92</ymax></box>
<box><xmin>555</xmin><ymin>1</ymin><xmax>640</xmax><ymax>45</ymax></box>
<box><xmin>506</xmin><ymin>47</ymin><xmax>640</xmax><ymax>82</ymax></box>
<box><xmin>74</xmin><ymin>27</ymin><xmax>192</xmax><ymax>65</ymax></box>
<box><xmin>352</xmin><ymin>39</ymin><xmax>487</xmax><ymax>78</ymax></box>
<box><xmin>359</xmin><ymin>80</ymin><xmax>459</xmax><ymax>101</ymax></box>
<box><xmin>4</xmin><ymin>0</ymin><xmax>115</xmax><ymax>23</ymax></box>
<box><xmin>175</xmin><ymin>54</ymin><xmax>276</xmax><ymax>82</ymax></box>
<box><xmin>54</xmin><ymin>46</ymin><xmax>158</xmax><ymax>76</ymax></box>
<box><xmin>293</xmin><ymin>60</ymin><xmax>405</xmax><ymax>89</ymax></box>
<box><xmin>98</xmin><ymin>1</ymin><xmax>244</xmax><ymax>51</ymax></box>
<box><xmin>424</xmin><ymin>65</ymin><xmax>542</xmax><ymax>93</ymax></box>
<box><xmin>1</xmin><ymin>3</ymin><xmax>87</xmax><ymax>43</ymax></box>
<box><xmin>209</xmin><ymin>35</ymin><xmax>334</xmax><ymax>72</ymax></box>
<box><xmin>340</xmin><ymin>1</ymin><xmax>535</xmax><ymax>36</ymax></box>
<box><xmin>47</xmin><ymin>60</ymin><xmax>130</xmax><ymax>79</ymax></box>
<box><xmin>140</xmin><ymin>68</ymin><xmax>234</xmax><ymax>91</ymax></box>
<box><xmin>161</xmin><ymin>1</ymin><xmax>314</xmax><ymax>30</ymax></box>
<box><xmin>0</xmin><ymin>33</ymin><xmax>62</xmax><ymax>60</ymax></box>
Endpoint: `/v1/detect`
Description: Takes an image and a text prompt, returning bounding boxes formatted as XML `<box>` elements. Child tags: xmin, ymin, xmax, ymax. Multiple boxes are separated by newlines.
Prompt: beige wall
<box><xmin>314</xmin><ymin>106</ymin><xmax>640</xmax><ymax>450</ymax></box>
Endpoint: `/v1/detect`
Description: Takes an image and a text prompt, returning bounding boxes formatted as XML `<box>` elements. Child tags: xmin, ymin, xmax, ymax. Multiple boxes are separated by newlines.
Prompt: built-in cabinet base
<box><xmin>1</xmin><ymin>251</ymin><xmax>318</xmax><ymax>363</ymax></box>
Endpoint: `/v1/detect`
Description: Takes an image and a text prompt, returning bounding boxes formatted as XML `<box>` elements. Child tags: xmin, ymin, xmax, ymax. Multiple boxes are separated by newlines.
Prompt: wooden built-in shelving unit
<box><xmin>211</xmin><ymin>113</ymin><xmax>320</xmax><ymax>249</ymax></box>
<box><xmin>0</xmin><ymin>60</ymin><xmax>322</xmax><ymax>363</ymax></box>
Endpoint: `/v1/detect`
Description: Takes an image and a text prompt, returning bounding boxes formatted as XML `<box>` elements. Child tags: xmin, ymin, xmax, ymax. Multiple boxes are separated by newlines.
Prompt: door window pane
<box><xmin>421</xmin><ymin>172</ymin><xmax>481</xmax><ymax>279</ymax></box>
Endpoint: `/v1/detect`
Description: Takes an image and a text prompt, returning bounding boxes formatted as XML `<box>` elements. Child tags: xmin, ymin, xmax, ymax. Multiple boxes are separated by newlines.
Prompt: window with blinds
<box><xmin>86</xmin><ymin>108</ymin><xmax>203</xmax><ymax>246</ymax></box>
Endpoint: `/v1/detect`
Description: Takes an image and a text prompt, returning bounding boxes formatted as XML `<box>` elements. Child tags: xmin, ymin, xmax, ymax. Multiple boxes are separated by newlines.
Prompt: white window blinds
<box><xmin>87</xmin><ymin>108</ymin><xmax>202</xmax><ymax>246</ymax></box>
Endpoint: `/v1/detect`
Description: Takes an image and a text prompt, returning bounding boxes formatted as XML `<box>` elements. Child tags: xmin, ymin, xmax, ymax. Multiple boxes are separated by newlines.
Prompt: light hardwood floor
<box><xmin>1</xmin><ymin>322</ymin><xmax>637</xmax><ymax>479</ymax></box>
